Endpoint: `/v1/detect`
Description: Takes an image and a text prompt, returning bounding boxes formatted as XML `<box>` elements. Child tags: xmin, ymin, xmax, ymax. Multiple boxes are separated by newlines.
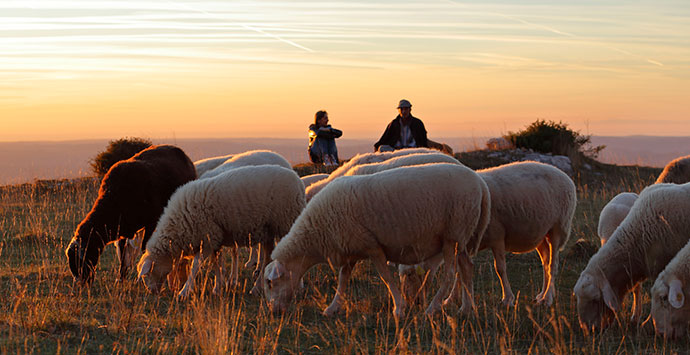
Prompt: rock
<box><xmin>521</xmin><ymin>152</ymin><xmax>573</xmax><ymax>176</ymax></box>
<box><xmin>486</xmin><ymin>137</ymin><xmax>513</xmax><ymax>150</ymax></box>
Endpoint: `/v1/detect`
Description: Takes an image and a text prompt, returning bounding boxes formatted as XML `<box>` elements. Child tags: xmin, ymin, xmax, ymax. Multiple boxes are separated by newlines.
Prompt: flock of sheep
<box><xmin>64</xmin><ymin>145</ymin><xmax>690</xmax><ymax>339</ymax></box>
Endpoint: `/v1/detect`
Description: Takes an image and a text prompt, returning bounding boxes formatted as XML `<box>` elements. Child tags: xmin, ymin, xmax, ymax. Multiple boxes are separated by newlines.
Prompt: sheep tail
<box><xmin>466</xmin><ymin>181</ymin><xmax>491</xmax><ymax>256</ymax></box>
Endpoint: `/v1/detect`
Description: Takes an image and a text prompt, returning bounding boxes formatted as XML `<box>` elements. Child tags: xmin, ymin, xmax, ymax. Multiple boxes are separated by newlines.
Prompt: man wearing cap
<box><xmin>374</xmin><ymin>99</ymin><xmax>428</xmax><ymax>152</ymax></box>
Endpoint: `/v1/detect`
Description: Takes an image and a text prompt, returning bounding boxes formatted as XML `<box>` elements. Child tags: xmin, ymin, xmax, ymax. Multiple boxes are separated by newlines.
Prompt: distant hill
<box><xmin>0</xmin><ymin>136</ymin><xmax>687</xmax><ymax>186</ymax></box>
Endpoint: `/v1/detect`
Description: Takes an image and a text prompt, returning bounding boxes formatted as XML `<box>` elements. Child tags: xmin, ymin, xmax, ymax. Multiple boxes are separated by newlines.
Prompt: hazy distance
<box><xmin>0</xmin><ymin>136</ymin><xmax>687</xmax><ymax>186</ymax></box>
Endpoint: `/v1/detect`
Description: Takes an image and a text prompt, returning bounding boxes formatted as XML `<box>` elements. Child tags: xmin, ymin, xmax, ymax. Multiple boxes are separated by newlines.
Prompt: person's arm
<box><xmin>314</xmin><ymin>126</ymin><xmax>341</xmax><ymax>139</ymax></box>
<box><xmin>413</xmin><ymin>118</ymin><xmax>428</xmax><ymax>148</ymax></box>
<box><xmin>374</xmin><ymin>119</ymin><xmax>398</xmax><ymax>151</ymax></box>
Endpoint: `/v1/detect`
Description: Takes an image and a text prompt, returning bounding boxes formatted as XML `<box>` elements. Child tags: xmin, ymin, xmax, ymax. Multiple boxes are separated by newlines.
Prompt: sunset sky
<box><xmin>1</xmin><ymin>0</ymin><xmax>688</xmax><ymax>142</ymax></box>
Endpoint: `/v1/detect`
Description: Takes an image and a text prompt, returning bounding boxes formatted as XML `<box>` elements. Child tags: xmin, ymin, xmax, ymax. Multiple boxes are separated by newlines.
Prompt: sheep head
<box><xmin>573</xmin><ymin>272</ymin><xmax>620</xmax><ymax>332</ymax></box>
<box><xmin>264</xmin><ymin>260</ymin><xmax>299</xmax><ymax>314</ymax></box>
<box><xmin>651</xmin><ymin>273</ymin><xmax>689</xmax><ymax>339</ymax></box>
<box><xmin>65</xmin><ymin>234</ymin><xmax>101</xmax><ymax>284</ymax></box>
<box><xmin>137</xmin><ymin>252</ymin><xmax>172</xmax><ymax>294</ymax></box>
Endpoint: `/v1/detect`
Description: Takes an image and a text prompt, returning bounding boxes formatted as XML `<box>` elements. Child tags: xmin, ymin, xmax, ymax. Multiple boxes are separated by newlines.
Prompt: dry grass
<box><xmin>1</xmin><ymin>157</ymin><xmax>687</xmax><ymax>354</ymax></box>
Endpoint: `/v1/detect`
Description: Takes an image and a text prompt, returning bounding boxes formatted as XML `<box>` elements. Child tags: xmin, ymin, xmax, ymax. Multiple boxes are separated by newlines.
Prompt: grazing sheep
<box><xmin>598</xmin><ymin>192</ymin><xmax>639</xmax><ymax>245</ymax></box>
<box><xmin>400</xmin><ymin>161</ymin><xmax>576</xmax><ymax>307</ymax></box>
<box><xmin>137</xmin><ymin>165</ymin><xmax>306</xmax><ymax>298</ymax></box>
<box><xmin>194</xmin><ymin>153</ymin><xmax>234</xmax><ymax>177</ymax></box>
<box><xmin>305</xmin><ymin>148</ymin><xmax>439</xmax><ymax>201</ymax></box>
<box><xmin>300</xmin><ymin>173</ymin><xmax>329</xmax><ymax>189</ymax></box>
<box><xmin>574</xmin><ymin>183</ymin><xmax>690</xmax><ymax>331</ymax></box>
<box><xmin>656</xmin><ymin>155</ymin><xmax>690</xmax><ymax>184</ymax></box>
<box><xmin>596</xmin><ymin>192</ymin><xmax>642</xmax><ymax>321</ymax></box>
<box><xmin>343</xmin><ymin>152</ymin><xmax>460</xmax><ymax>176</ymax></box>
<box><xmin>199</xmin><ymin>150</ymin><xmax>291</xmax><ymax>179</ymax></box>
<box><xmin>66</xmin><ymin>145</ymin><xmax>196</xmax><ymax>283</ymax></box>
<box><xmin>264</xmin><ymin>163</ymin><xmax>491</xmax><ymax>317</ymax></box>
<box><xmin>651</xmin><ymin>238</ymin><xmax>690</xmax><ymax>338</ymax></box>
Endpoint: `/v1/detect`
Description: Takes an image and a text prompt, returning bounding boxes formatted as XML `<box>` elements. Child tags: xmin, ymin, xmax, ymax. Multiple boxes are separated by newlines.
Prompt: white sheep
<box><xmin>305</xmin><ymin>148</ymin><xmax>440</xmax><ymax>201</ymax></box>
<box><xmin>300</xmin><ymin>173</ymin><xmax>329</xmax><ymax>190</ymax></box>
<box><xmin>574</xmin><ymin>182</ymin><xmax>690</xmax><ymax>331</ymax></box>
<box><xmin>651</xmin><ymin>237</ymin><xmax>690</xmax><ymax>338</ymax></box>
<box><xmin>197</xmin><ymin>150</ymin><xmax>293</xmax><ymax>283</ymax></box>
<box><xmin>137</xmin><ymin>165</ymin><xmax>306</xmax><ymax>298</ymax></box>
<box><xmin>199</xmin><ymin>150</ymin><xmax>291</xmax><ymax>179</ymax></box>
<box><xmin>597</xmin><ymin>192</ymin><xmax>639</xmax><ymax>245</ymax></box>
<box><xmin>194</xmin><ymin>153</ymin><xmax>234</xmax><ymax>177</ymax></box>
<box><xmin>656</xmin><ymin>155</ymin><xmax>690</xmax><ymax>184</ymax></box>
<box><xmin>400</xmin><ymin>161</ymin><xmax>576</xmax><ymax>307</ymax></box>
<box><xmin>343</xmin><ymin>152</ymin><xmax>460</xmax><ymax>176</ymax></box>
<box><xmin>596</xmin><ymin>192</ymin><xmax>642</xmax><ymax>321</ymax></box>
<box><xmin>263</xmin><ymin>163</ymin><xmax>491</xmax><ymax>317</ymax></box>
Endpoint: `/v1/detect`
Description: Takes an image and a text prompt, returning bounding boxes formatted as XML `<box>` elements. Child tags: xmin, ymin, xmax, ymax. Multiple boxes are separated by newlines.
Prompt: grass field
<box><xmin>1</xmin><ymin>152</ymin><xmax>687</xmax><ymax>354</ymax></box>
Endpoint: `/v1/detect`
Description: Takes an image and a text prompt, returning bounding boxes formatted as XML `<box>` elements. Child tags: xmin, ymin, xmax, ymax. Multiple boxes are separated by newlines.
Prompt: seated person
<box><xmin>308</xmin><ymin>110</ymin><xmax>342</xmax><ymax>165</ymax></box>
<box><xmin>374</xmin><ymin>99</ymin><xmax>428</xmax><ymax>152</ymax></box>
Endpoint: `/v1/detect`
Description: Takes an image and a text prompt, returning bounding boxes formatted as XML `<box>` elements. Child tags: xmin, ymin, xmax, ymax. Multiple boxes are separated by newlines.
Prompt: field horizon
<box><xmin>1</xmin><ymin>135</ymin><xmax>688</xmax><ymax>186</ymax></box>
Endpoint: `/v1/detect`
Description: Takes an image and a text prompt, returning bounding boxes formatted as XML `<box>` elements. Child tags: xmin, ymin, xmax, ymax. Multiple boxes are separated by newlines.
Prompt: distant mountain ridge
<box><xmin>0</xmin><ymin>136</ymin><xmax>687</xmax><ymax>186</ymax></box>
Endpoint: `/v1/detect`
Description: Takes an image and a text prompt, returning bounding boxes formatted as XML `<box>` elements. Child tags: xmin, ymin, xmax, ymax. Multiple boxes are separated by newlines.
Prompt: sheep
<box><xmin>263</xmin><ymin>163</ymin><xmax>491</xmax><ymax>317</ymax></box>
<box><xmin>199</xmin><ymin>150</ymin><xmax>291</xmax><ymax>179</ymax></box>
<box><xmin>137</xmin><ymin>165</ymin><xmax>306</xmax><ymax>298</ymax></box>
<box><xmin>66</xmin><ymin>145</ymin><xmax>196</xmax><ymax>283</ymax></box>
<box><xmin>305</xmin><ymin>147</ymin><xmax>440</xmax><ymax>201</ymax></box>
<box><xmin>598</xmin><ymin>192</ymin><xmax>639</xmax><ymax>245</ymax></box>
<box><xmin>596</xmin><ymin>192</ymin><xmax>642</xmax><ymax>321</ymax></box>
<box><xmin>656</xmin><ymin>155</ymin><xmax>690</xmax><ymax>184</ymax></box>
<box><xmin>188</xmin><ymin>150</ymin><xmax>293</xmax><ymax>287</ymax></box>
<box><xmin>650</xmin><ymin>238</ymin><xmax>690</xmax><ymax>338</ymax></box>
<box><xmin>343</xmin><ymin>152</ymin><xmax>460</xmax><ymax>176</ymax></box>
<box><xmin>300</xmin><ymin>173</ymin><xmax>329</xmax><ymax>190</ymax></box>
<box><xmin>573</xmin><ymin>182</ymin><xmax>690</xmax><ymax>332</ymax></box>
<box><xmin>194</xmin><ymin>153</ymin><xmax>234</xmax><ymax>177</ymax></box>
<box><xmin>399</xmin><ymin>161</ymin><xmax>576</xmax><ymax>307</ymax></box>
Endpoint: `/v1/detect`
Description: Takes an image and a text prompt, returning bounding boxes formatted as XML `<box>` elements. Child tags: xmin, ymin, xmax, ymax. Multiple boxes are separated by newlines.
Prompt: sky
<box><xmin>1</xmin><ymin>0</ymin><xmax>689</xmax><ymax>142</ymax></box>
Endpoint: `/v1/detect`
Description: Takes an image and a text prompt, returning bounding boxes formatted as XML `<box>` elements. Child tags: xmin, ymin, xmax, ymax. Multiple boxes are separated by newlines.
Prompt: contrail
<box><xmin>158</xmin><ymin>0</ymin><xmax>314</xmax><ymax>52</ymax></box>
<box><xmin>441</xmin><ymin>0</ymin><xmax>664</xmax><ymax>67</ymax></box>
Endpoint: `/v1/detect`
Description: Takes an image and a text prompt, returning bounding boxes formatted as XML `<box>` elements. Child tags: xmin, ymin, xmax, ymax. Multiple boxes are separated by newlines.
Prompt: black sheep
<box><xmin>66</xmin><ymin>144</ymin><xmax>196</xmax><ymax>283</ymax></box>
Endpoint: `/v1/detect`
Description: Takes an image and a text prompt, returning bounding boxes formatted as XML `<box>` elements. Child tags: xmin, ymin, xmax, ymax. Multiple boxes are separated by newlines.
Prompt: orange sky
<box><xmin>1</xmin><ymin>1</ymin><xmax>688</xmax><ymax>141</ymax></box>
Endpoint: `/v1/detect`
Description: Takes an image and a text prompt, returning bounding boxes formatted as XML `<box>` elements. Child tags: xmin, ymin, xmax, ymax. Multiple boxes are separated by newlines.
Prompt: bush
<box><xmin>503</xmin><ymin>120</ymin><xmax>605</xmax><ymax>160</ymax></box>
<box><xmin>90</xmin><ymin>137</ymin><xmax>153</xmax><ymax>176</ymax></box>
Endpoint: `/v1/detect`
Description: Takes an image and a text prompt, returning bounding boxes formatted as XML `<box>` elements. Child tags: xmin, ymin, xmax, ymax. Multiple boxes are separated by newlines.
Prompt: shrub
<box><xmin>503</xmin><ymin>120</ymin><xmax>605</xmax><ymax>160</ymax></box>
<box><xmin>90</xmin><ymin>137</ymin><xmax>153</xmax><ymax>176</ymax></box>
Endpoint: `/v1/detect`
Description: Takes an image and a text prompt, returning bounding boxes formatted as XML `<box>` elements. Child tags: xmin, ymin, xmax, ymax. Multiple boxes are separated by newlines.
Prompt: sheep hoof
<box><xmin>249</xmin><ymin>284</ymin><xmax>263</xmax><ymax>296</ymax></box>
<box><xmin>323</xmin><ymin>305</ymin><xmax>341</xmax><ymax>317</ymax></box>
<box><xmin>502</xmin><ymin>296</ymin><xmax>515</xmax><ymax>307</ymax></box>
<box><xmin>535</xmin><ymin>294</ymin><xmax>553</xmax><ymax>307</ymax></box>
<box><xmin>424</xmin><ymin>303</ymin><xmax>441</xmax><ymax>316</ymax></box>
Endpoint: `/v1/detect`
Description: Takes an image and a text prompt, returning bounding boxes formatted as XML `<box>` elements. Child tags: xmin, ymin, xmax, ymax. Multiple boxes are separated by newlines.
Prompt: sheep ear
<box><xmin>138</xmin><ymin>258</ymin><xmax>153</xmax><ymax>279</ymax></box>
<box><xmin>267</xmin><ymin>261</ymin><xmax>284</xmax><ymax>281</ymax></box>
<box><xmin>669</xmin><ymin>279</ymin><xmax>685</xmax><ymax>309</ymax></box>
<box><xmin>600</xmin><ymin>277</ymin><xmax>620</xmax><ymax>312</ymax></box>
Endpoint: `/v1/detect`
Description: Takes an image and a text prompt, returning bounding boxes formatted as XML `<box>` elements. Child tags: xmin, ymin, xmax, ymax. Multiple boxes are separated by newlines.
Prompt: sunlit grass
<box><xmin>0</xmin><ymin>160</ymin><xmax>686</xmax><ymax>353</ymax></box>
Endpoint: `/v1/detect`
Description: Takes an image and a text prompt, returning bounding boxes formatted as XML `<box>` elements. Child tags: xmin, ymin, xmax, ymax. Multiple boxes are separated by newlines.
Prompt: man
<box><xmin>374</xmin><ymin>99</ymin><xmax>428</xmax><ymax>152</ymax></box>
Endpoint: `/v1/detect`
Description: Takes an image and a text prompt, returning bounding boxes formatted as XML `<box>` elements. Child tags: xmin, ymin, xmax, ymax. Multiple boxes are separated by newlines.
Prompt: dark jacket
<box><xmin>374</xmin><ymin>115</ymin><xmax>428</xmax><ymax>151</ymax></box>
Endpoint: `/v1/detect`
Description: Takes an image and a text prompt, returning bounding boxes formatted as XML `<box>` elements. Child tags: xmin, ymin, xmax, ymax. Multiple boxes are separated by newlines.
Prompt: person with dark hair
<box><xmin>374</xmin><ymin>99</ymin><xmax>428</xmax><ymax>152</ymax></box>
<box><xmin>308</xmin><ymin>110</ymin><xmax>342</xmax><ymax>166</ymax></box>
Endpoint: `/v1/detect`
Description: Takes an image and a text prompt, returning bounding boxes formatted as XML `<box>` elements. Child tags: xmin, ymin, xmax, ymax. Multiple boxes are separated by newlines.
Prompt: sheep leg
<box><xmin>250</xmin><ymin>242</ymin><xmax>273</xmax><ymax>296</ymax></box>
<box><xmin>115</xmin><ymin>238</ymin><xmax>129</xmax><ymax>280</ymax></box>
<box><xmin>323</xmin><ymin>262</ymin><xmax>355</xmax><ymax>317</ymax></box>
<box><xmin>491</xmin><ymin>246</ymin><xmax>515</xmax><ymax>306</ymax></box>
<box><xmin>456</xmin><ymin>249</ymin><xmax>475</xmax><ymax>314</ymax></box>
<box><xmin>211</xmin><ymin>252</ymin><xmax>224</xmax><ymax>295</ymax></box>
<box><xmin>245</xmin><ymin>245</ymin><xmax>260</xmax><ymax>270</ymax></box>
<box><xmin>178</xmin><ymin>255</ymin><xmax>201</xmax><ymax>299</ymax></box>
<box><xmin>537</xmin><ymin>229</ymin><xmax>561</xmax><ymax>307</ymax></box>
<box><xmin>426</xmin><ymin>241</ymin><xmax>457</xmax><ymax>316</ymax></box>
<box><xmin>535</xmin><ymin>238</ymin><xmax>552</xmax><ymax>303</ymax></box>
<box><xmin>370</xmin><ymin>250</ymin><xmax>406</xmax><ymax>319</ymax></box>
<box><xmin>227</xmin><ymin>246</ymin><xmax>240</xmax><ymax>289</ymax></box>
<box><xmin>631</xmin><ymin>284</ymin><xmax>642</xmax><ymax>322</ymax></box>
